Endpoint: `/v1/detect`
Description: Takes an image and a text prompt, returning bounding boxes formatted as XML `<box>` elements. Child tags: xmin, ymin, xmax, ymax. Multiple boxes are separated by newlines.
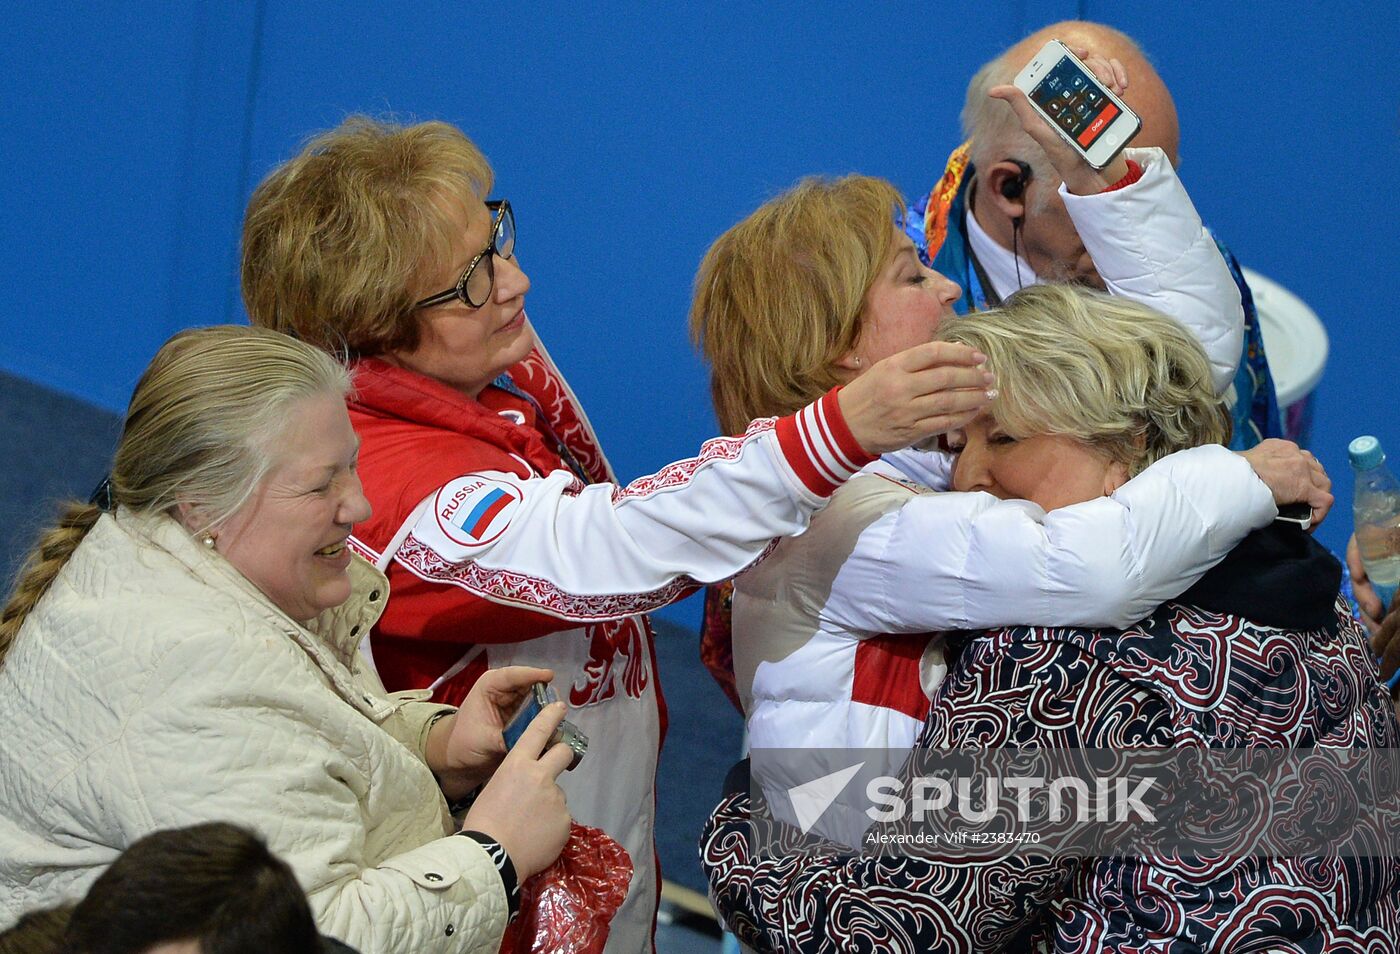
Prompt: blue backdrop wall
<box><xmin>3</xmin><ymin>1</ymin><xmax>1397</xmax><ymax>628</ymax></box>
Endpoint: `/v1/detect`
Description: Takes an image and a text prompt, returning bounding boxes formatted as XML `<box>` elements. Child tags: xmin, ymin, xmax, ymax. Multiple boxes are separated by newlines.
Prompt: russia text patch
<box><xmin>433</xmin><ymin>476</ymin><xmax>523</xmax><ymax>548</ymax></box>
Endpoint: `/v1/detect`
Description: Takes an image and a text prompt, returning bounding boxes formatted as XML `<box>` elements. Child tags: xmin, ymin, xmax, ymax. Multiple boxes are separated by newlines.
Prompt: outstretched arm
<box><xmin>860</xmin><ymin>439</ymin><xmax>1331</xmax><ymax>635</ymax></box>
<box><xmin>370</xmin><ymin>345</ymin><xmax>995</xmax><ymax>623</ymax></box>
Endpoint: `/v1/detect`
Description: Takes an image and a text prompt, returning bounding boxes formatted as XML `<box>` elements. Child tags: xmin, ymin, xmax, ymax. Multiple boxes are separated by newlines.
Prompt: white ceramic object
<box><xmin>1243</xmin><ymin>266</ymin><xmax>1329</xmax><ymax>408</ymax></box>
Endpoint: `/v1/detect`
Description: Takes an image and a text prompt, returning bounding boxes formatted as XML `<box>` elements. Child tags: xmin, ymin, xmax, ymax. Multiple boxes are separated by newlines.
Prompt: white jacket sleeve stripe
<box><xmin>796</xmin><ymin>408</ymin><xmax>843</xmax><ymax>487</ymax></box>
<box><xmin>795</xmin><ymin>409</ymin><xmax>841</xmax><ymax>487</ymax></box>
<box><xmin>777</xmin><ymin>390</ymin><xmax>874</xmax><ymax>496</ymax></box>
<box><xmin>813</xmin><ymin>397</ymin><xmax>861</xmax><ymax>472</ymax></box>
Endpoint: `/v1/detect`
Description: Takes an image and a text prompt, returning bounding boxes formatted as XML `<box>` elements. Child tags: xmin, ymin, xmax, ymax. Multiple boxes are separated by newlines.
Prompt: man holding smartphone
<box><xmin>907</xmin><ymin>20</ymin><xmax>1282</xmax><ymax>450</ymax></box>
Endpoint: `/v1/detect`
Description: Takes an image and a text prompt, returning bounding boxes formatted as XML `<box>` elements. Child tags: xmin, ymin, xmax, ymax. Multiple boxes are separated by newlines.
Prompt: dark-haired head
<box><xmin>57</xmin><ymin>823</ymin><xmax>325</xmax><ymax>954</ymax></box>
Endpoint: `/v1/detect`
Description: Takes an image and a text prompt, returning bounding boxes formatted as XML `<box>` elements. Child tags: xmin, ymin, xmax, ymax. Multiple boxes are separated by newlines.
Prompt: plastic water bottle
<box><xmin>1349</xmin><ymin>435</ymin><xmax>1400</xmax><ymax>612</ymax></box>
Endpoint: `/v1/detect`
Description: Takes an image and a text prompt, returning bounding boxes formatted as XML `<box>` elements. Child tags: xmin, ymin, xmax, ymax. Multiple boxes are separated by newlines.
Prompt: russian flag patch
<box><xmin>433</xmin><ymin>476</ymin><xmax>523</xmax><ymax>548</ymax></box>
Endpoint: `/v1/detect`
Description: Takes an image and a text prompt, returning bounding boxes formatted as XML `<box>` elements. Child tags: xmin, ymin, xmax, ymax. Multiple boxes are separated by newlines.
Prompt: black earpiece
<box><xmin>999</xmin><ymin>158</ymin><xmax>1033</xmax><ymax>200</ymax></box>
<box><xmin>1001</xmin><ymin>159</ymin><xmax>1033</xmax><ymax>291</ymax></box>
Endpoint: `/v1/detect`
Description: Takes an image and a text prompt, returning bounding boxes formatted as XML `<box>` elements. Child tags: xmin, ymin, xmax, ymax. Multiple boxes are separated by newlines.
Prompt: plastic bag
<box><xmin>499</xmin><ymin>822</ymin><xmax>633</xmax><ymax>954</ymax></box>
<box><xmin>699</xmin><ymin>581</ymin><xmax>744</xmax><ymax>713</ymax></box>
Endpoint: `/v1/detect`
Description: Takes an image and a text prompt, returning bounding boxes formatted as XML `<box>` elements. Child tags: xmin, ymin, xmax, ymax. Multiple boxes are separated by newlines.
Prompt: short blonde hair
<box><xmin>690</xmin><ymin>175</ymin><xmax>905</xmax><ymax>435</ymax></box>
<box><xmin>0</xmin><ymin>326</ymin><xmax>350</xmax><ymax>666</ymax></box>
<box><xmin>241</xmin><ymin>116</ymin><xmax>494</xmax><ymax>356</ymax></box>
<box><xmin>936</xmin><ymin>284</ymin><xmax>1229</xmax><ymax>474</ymax></box>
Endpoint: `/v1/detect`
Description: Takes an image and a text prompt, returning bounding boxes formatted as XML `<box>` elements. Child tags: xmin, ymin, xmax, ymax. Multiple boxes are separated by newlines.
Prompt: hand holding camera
<box><xmin>424</xmin><ymin>667</ymin><xmax>588</xmax><ymax>878</ymax></box>
<box><xmin>426</xmin><ymin>665</ymin><xmax>587</xmax><ymax>799</ymax></box>
<box><xmin>464</xmin><ymin>697</ymin><xmax>575</xmax><ymax>880</ymax></box>
<box><xmin>502</xmin><ymin>682</ymin><xmax>589</xmax><ymax>770</ymax></box>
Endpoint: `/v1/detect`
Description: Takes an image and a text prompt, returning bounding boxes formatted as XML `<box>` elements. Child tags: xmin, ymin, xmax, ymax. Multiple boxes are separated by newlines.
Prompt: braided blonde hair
<box><xmin>0</xmin><ymin>326</ymin><xmax>349</xmax><ymax>667</ymax></box>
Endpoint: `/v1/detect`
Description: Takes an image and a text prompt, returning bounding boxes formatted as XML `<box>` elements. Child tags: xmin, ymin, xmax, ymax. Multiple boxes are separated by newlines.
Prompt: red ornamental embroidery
<box><xmin>512</xmin><ymin>349</ymin><xmax>613</xmax><ymax>485</ymax></box>
<box><xmin>571</xmin><ymin>617</ymin><xmax>649</xmax><ymax>707</ymax></box>
<box><xmin>395</xmin><ymin>535</ymin><xmax>698</xmax><ymax>620</ymax></box>
<box><xmin>611</xmin><ymin>428</ymin><xmax>758</xmax><ymax>503</ymax></box>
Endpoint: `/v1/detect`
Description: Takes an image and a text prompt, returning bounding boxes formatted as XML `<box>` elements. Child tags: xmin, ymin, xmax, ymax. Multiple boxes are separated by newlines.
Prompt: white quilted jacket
<box><xmin>0</xmin><ymin>509</ymin><xmax>509</xmax><ymax>953</ymax></box>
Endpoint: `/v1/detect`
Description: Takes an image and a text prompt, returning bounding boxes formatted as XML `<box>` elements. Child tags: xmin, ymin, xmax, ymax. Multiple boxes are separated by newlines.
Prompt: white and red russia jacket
<box><xmin>344</xmin><ymin>339</ymin><xmax>872</xmax><ymax>953</ymax></box>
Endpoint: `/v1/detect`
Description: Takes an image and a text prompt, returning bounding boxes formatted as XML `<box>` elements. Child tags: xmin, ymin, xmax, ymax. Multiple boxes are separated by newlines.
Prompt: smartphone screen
<box><xmin>1028</xmin><ymin>57</ymin><xmax>1123</xmax><ymax>153</ymax></box>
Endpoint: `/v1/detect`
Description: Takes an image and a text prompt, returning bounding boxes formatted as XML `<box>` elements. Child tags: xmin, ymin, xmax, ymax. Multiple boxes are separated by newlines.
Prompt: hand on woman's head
<box><xmin>836</xmin><ymin>341</ymin><xmax>995</xmax><ymax>454</ymax></box>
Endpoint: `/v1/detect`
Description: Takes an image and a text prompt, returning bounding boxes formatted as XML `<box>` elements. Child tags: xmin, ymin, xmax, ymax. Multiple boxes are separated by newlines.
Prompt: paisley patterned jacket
<box><xmin>703</xmin><ymin>526</ymin><xmax>1400</xmax><ymax>952</ymax></box>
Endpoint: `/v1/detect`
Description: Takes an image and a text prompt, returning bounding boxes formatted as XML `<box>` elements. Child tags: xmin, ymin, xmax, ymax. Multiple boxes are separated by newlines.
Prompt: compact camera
<box><xmin>501</xmin><ymin>682</ymin><xmax>588</xmax><ymax>771</ymax></box>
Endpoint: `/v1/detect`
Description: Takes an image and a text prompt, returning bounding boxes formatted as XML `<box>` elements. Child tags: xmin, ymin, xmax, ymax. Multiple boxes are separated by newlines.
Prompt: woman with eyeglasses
<box><xmin>239</xmin><ymin>116</ymin><xmax>997</xmax><ymax>949</ymax></box>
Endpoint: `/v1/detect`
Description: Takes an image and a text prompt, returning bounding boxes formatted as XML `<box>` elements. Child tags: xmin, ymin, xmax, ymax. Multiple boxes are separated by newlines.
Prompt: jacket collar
<box><xmin>349</xmin><ymin>356</ymin><xmax>530</xmax><ymax>441</ymax></box>
<box><xmin>349</xmin><ymin>357</ymin><xmax>561</xmax><ymax>476</ymax></box>
<box><xmin>1179</xmin><ymin>523</ymin><xmax>1343</xmax><ymax>633</ymax></box>
<box><xmin>111</xmin><ymin>508</ymin><xmax>396</xmax><ymax>718</ymax></box>
<box><xmin>308</xmin><ymin>558</ymin><xmax>389</xmax><ymax>663</ymax></box>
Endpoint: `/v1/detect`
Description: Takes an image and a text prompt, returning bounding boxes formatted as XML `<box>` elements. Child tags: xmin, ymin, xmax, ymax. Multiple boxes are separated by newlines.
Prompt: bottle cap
<box><xmin>1349</xmin><ymin>435</ymin><xmax>1385</xmax><ymax>471</ymax></box>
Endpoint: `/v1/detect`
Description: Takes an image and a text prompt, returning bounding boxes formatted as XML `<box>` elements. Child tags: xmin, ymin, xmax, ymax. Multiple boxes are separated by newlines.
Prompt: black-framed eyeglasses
<box><xmin>414</xmin><ymin>200</ymin><xmax>516</xmax><ymax>310</ymax></box>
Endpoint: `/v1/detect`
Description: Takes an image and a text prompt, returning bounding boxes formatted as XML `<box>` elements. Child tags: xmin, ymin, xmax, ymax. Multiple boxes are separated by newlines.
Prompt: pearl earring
<box><xmin>201</xmin><ymin>533</ymin><xmax>217</xmax><ymax>549</ymax></box>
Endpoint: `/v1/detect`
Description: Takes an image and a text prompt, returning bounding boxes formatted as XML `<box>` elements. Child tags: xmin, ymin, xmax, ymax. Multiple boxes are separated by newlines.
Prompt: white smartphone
<box><xmin>1275</xmin><ymin>503</ymin><xmax>1314</xmax><ymax>528</ymax></box>
<box><xmin>1013</xmin><ymin>39</ymin><xmax>1141</xmax><ymax>169</ymax></box>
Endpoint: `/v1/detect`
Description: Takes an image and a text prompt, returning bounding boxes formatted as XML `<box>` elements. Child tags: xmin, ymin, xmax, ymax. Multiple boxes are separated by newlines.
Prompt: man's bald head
<box><xmin>959</xmin><ymin>23</ymin><xmax>1184</xmax><ymax>289</ymax></box>
<box><xmin>963</xmin><ymin>21</ymin><xmax>1180</xmax><ymax>174</ymax></box>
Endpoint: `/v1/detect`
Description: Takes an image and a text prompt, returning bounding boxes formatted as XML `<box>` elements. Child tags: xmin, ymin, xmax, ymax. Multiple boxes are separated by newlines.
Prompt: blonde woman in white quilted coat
<box><xmin>0</xmin><ymin>326</ymin><xmax>575</xmax><ymax>953</ymax></box>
